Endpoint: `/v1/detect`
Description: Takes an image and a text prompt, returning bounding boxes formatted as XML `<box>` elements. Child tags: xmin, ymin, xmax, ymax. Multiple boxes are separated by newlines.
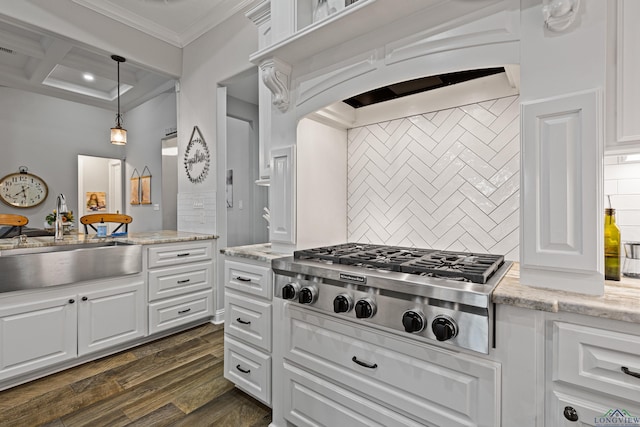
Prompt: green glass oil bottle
<box><xmin>604</xmin><ymin>208</ymin><xmax>621</xmax><ymax>281</ymax></box>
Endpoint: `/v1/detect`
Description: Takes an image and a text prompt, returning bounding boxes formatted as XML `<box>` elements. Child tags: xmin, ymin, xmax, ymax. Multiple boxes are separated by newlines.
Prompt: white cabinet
<box><xmin>0</xmin><ymin>293</ymin><xmax>77</xmax><ymax>381</ymax></box>
<box><xmin>607</xmin><ymin>0</ymin><xmax>640</xmax><ymax>153</ymax></box>
<box><xmin>223</xmin><ymin>257</ymin><xmax>273</xmax><ymax>406</ymax></box>
<box><xmin>547</xmin><ymin>320</ymin><xmax>640</xmax><ymax>425</ymax></box>
<box><xmin>78</xmin><ymin>281</ymin><xmax>145</xmax><ymax>356</ymax></box>
<box><xmin>246</xmin><ymin>1</ymin><xmax>273</xmax><ymax>180</ymax></box>
<box><xmin>520</xmin><ymin>90</ymin><xmax>603</xmax><ymax>295</ymax></box>
<box><xmin>269</xmin><ymin>146</ymin><xmax>295</xmax><ymax>244</ymax></box>
<box><xmin>224</xmin><ymin>336</ymin><xmax>271</xmax><ymax>405</ymax></box>
<box><xmin>283</xmin><ymin>305</ymin><xmax>500</xmax><ymax>427</ymax></box>
<box><xmin>0</xmin><ymin>277</ymin><xmax>144</xmax><ymax>382</ymax></box>
<box><xmin>147</xmin><ymin>241</ymin><xmax>214</xmax><ymax>334</ymax></box>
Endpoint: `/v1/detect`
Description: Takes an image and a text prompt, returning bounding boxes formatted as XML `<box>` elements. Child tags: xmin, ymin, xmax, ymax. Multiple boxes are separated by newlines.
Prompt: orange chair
<box><xmin>80</xmin><ymin>213</ymin><xmax>132</xmax><ymax>234</ymax></box>
<box><xmin>0</xmin><ymin>214</ymin><xmax>29</xmax><ymax>238</ymax></box>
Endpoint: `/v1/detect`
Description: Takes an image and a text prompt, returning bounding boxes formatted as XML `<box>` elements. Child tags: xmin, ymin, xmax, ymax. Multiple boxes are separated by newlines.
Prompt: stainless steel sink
<box><xmin>0</xmin><ymin>241</ymin><xmax>142</xmax><ymax>293</ymax></box>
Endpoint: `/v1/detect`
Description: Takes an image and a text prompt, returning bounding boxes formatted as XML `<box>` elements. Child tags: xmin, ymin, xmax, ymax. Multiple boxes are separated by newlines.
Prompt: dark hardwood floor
<box><xmin>0</xmin><ymin>323</ymin><xmax>272</xmax><ymax>427</ymax></box>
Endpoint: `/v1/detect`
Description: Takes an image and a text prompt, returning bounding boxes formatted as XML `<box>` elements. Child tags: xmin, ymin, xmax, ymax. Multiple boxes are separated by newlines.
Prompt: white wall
<box><xmin>177</xmin><ymin>11</ymin><xmax>258</xmax><ymax>235</ymax></box>
<box><xmin>125</xmin><ymin>91</ymin><xmax>177</xmax><ymax>232</ymax></box>
<box><xmin>604</xmin><ymin>154</ymin><xmax>640</xmax><ymax>243</ymax></box>
<box><xmin>0</xmin><ymin>86</ymin><xmax>122</xmax><ymax>227</ymax></box>
<box><xmin>0</xmin><ymin>86</ymin><xmax>176</xmax><ymax>232</ymax></box>
<box><xmin>297</xmin><ymin>119</ymin><xmax>348</xmax><ymax>249</ymax></box>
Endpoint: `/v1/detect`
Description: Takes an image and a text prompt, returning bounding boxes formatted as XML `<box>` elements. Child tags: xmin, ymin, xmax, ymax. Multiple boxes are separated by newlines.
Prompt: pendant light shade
<box><xmin>110</xmin><ymin>55</ymin><xmax>127</xmax><ymax>145</ymax></box>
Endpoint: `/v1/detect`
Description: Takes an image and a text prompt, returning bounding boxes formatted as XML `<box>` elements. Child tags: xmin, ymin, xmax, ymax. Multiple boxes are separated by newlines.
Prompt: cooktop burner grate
<box><xmin>294</xmin><ymin>244</ymin><xmax>504</xmax><ymax>284</ymax></box>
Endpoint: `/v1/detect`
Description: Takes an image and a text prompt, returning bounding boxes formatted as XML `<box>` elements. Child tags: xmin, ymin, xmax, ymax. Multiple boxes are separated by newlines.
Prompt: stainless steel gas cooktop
<box><xmin>272</xmin><ymin>243</ymin><xmax>513</xmax><ymax>354</ymax></box>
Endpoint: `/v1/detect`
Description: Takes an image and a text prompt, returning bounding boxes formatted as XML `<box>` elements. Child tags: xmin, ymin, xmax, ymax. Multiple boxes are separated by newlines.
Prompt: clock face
<box><xmin>0</xmin><ymin>172</ymin><xmax>48</xmax><ymax>208</ymax></box>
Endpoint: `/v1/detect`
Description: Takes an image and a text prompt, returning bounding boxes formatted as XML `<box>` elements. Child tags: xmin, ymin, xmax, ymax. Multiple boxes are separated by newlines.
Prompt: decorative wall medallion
<box><xmin>184</xmin><ymin>126</ymin><xmax>210</xmax><ymax>184</ymax></box>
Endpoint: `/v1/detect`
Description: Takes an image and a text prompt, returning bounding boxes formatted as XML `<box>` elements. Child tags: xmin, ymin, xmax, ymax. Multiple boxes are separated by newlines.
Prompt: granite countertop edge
<box><xmin>493</xmin><ymin>263</ymin><xmax>640</xmax><ymax>324</ymax></box>
<box><xmin>220</xmin><ymin>243</ymin><xmax>289</xmax><ymax>262</ymax></box>
<box><xmin>0</xmin><ymin>231</ymin><xmax>218</xmax><ymax>250</ymax></box>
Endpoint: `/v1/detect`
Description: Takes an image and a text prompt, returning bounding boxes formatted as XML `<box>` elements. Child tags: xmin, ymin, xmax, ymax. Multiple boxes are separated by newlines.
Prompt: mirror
<box><xmin>162</xmin><ymin>136</ymin><xmax>178</xmax><ymax>230</ymax></box>
<box><xmin>77</xmin><ymin>155</ymin><xmax>124</xmax><ymax>233</ymax></box>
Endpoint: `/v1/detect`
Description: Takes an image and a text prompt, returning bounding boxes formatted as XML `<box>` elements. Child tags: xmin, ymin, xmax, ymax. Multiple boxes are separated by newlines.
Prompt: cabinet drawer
<box><xmin>148</xmin><ymin>261</ymin><xmax>212</xmax><ymax>301</ymax></box>
<box><xmin>224</xmin><ymin>336</ymin><xmax>271</xmax><ymax>405</ymax></box>
<box><xmin>148</xmin><ymin>242</ymin><xmax>212</xmax><ymax>268</ymax></box>
<box><xmin>554</xmin><ymin>322</ymin><xmax>640</xmax><ymax>402</ymax></box>
<box><xmin>285</xmin><ymin>306</ymin><xmax>499</xmax><ymax>427</ymax></box>
<box><xmin>548</xmin><ymin>389</ymin><xmax>640</xmax><ymax>426</ymax></box>
<box><xmin>225</xmin><ymin>291</ymin><xmax>272</xmax><ymax>352</ymax></box>
<box><xmin>149</xmin><ymin>290</ymin><xmax>212</xmax><ymax>334</ymax></box>
<box><xmin>224</xmin><ymin>260</ymin><xmax>271</xmax><ymax>299</ymax></box>
<box><xmin>284</xmin><ymin>363</ymin><xmax>424</xmax><ymax>427</ymax></box>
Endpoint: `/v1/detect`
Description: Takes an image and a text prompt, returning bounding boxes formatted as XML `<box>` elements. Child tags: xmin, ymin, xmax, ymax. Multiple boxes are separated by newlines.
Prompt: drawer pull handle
<box><xmin>236</xmin><ymin>276</ymin><xmax>252</xmax><ymax>282</ymax></box>
<box><xmin>176</xmin><ymin>253</ymin><xmax>190</xmax><ymax>257</ymax></box>
<box><xmin>236</xmin><ymin>317</ymin><xmax>251</xmax><ymax>325</ymax></box>
<box><xmin>352</xmin><ymin>356</ymin><xmax>377</xmax><ymax>369</ymax></box>
<box><xmin>236</xmin><ymin>365</ymin><xmax>251</xmax><ymax>374</ymax></box>
<box><xmin>177</xmin><ymin>279</ymin><xmax>191</xmax><ymax>284</ymax></box>
<box><xmin>178</xmin><ymin>308</ymin><xmax>192</xmax><ymax>315</ymax></box>
<box><xmin>622</xmin><ymin>366</ymin><xmax>640</xmax><ymax>379</ymax></box>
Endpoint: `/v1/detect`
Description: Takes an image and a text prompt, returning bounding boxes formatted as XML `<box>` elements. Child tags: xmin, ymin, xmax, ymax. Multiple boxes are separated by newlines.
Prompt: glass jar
<box><xmin>313</xmin><ymin>0</ymin><xmax>330</xmax><ymax>22</ymax></box>
<box><xmin>604</xmin><ymin>208</ymin><xmax>621</xmax><ymax>281</ymax></box>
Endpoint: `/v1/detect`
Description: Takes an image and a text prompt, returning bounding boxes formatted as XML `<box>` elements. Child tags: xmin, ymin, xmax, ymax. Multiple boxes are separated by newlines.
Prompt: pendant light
<box><xmin>110</xmin><ymin>55</ymin><xmax>127</xmax><ymax>145</ymax></box>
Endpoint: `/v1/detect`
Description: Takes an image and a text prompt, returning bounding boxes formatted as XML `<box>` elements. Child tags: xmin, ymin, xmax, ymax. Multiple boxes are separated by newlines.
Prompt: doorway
<box><xmin>77</xmin><ymin>155</ymin><xmax>124</xmax><ymax>233</ymax></box>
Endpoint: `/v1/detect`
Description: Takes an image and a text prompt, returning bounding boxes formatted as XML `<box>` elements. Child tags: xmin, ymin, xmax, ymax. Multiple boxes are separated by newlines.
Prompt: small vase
<box><xmin>313</xmin><ymin>0</ymin><xmax>330</xmax><ymax>22</ymax></box>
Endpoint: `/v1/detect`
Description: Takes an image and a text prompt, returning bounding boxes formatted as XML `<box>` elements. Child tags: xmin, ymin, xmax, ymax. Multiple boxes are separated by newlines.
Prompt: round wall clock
<box><xmin>0</xmin><ymin>170</ymin><xmax>49</xmax><ymax>208</ymax></box>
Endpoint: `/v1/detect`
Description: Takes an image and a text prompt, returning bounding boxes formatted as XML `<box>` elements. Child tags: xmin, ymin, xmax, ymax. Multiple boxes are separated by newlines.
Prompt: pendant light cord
<box><xmin>117</xmin><ymin>59</ymin><xmax>120</xmax><ymax>126</ymax></box>
<box><xmin>111</xmin><ymin>55</ymin><xmax>126</xmax><ymax>128</ymax></box>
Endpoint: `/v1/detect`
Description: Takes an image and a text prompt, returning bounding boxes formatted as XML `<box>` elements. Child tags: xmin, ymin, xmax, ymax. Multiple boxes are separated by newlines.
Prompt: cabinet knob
<box><xmin>68</xmin><ymin>299</ymin><xmax>75</xmax><ymax>304</ymax></box>
<box><xmin>563</xmin><ymin>406</ymin><xmax>579</xmax><ymax>422</ymax></box>
<box><xmin>82</xmin><ymin>296</ymin><xmax>88</xmax><ymax>301</ymax></box>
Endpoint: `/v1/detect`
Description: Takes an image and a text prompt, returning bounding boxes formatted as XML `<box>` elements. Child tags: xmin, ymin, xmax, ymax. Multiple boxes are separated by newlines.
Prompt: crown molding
<box><xmin>72</xmin><ymin>0</ymin><xmax>258</xmax><ymax>48</ymax></box>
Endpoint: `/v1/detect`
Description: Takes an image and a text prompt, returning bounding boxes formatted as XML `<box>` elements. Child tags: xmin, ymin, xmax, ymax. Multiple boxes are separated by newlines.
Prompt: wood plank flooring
<box><xmin>0</xmin><ymin>323</ymin><xmax>272</xmax><ymax>427</ymax></box>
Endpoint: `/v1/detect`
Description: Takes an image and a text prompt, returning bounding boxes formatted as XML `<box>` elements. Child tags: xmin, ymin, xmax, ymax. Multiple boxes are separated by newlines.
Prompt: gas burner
<box><xmin>419</xmin><ymin>272</ymin><xmax>470</xmax><ymax>282</ymax></box>
<box><xmin>295</xmin><ymin>244</ymin><xmax>503</xmax><ymax>284</ymax></box>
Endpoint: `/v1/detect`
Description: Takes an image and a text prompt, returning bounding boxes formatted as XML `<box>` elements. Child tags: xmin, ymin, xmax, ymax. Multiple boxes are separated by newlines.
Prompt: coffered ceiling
<box><xmin>0</xmin><ymin>0</ymin><xmax>256</xmax><ymax>111</ymax></box>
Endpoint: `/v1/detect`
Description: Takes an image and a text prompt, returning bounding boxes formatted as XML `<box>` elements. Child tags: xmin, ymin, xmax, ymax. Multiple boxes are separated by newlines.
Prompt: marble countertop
<box><xmin>0</xmin><ymin>230</ymin><xmax>217</xmax><ymax>251</ymax></box>
<box><xmin>220</xmin><ymin>243</ymin><xmax>289</xmax><ymax>263</ymax></box>
<box><xmin>493</xmin><ymin>263</ymin><xmax>640</xmax><ymax>323</ymax></box>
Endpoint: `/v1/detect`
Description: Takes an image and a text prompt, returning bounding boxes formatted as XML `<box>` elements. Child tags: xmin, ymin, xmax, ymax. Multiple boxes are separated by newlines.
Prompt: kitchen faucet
<box><xmin>54</xmin><ymin>193</ymin><xmax>68</xmax><ymax>241</ymax></box>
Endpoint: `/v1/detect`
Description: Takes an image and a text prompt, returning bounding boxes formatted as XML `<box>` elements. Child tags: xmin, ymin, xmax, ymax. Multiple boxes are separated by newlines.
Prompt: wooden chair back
<box><xmin>80</xmin><ymin>213</ymin><xmax>132</xmax><ymax>234</ymax></box>
<box><xmin>0</xmin><ymin>214</ymin><xmax>29</xmax><ymax>238</ymax></box>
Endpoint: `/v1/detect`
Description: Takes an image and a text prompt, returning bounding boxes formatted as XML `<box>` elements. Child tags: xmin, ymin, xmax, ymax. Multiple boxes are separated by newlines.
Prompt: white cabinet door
<box><xmin>270</xmin><ymin>146</ymin><xmax>296</xmax><ymax>244</ymax></box>
<box><xmin>0</xmin><ymin>294</ymin><xmax>77</xmax><ymax>381</ymax></box>
<box><xmin>607</xmin><ymin>0</ymin><xmax>640</xmax><ymax>153</ymax></box>
<box><xmin>520</xmin><ymin>90</ymin><xmax>603</xmax><ymax>295</ymax></box>
<box><xmin>78</xmin><ymin>280</ymin><xmax>146</xmax><ymax>356</ymax></box>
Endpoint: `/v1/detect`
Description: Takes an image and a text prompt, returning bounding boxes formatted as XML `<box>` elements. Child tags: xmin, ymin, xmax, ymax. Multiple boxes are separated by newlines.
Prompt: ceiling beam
<box><xmin>28</xmin><ymin>38</ymin><xmax>72</xmax><ymax>84</ymax></box>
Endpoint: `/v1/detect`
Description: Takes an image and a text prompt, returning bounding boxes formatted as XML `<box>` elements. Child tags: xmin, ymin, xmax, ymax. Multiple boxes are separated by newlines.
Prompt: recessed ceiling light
<box><xmin>83</xmin><ymin>73</ymin><xmax>95</xmax><ymax>82</ymax></box>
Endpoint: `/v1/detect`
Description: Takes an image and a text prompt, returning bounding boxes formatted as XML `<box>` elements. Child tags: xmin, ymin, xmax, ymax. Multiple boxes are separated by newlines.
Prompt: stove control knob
<box><xmin>402</xmin><ymin>310</ymin><xmax>425</xmax><ymax>333</ymax></box>
<box><xmin>282</xmin><ymin>283</ymin><xmax>300</xmax><ymax>300</ymax></box>
<box><xmin>432</xmin><ymin>315</ymin><xmax>458</xmax><ymax>342</ymax></box>
<box><xmin>298</xmin><ymin>287</ymin><xmax>318</xmax><ymax>304</ymax></box>
<box><xmin>355</xmin><ymin>298</ymin><xmax>376</xmax><ymax>319</ymax></box>
<box><xmin>333</xmin><ymin>294</ymin><xmax>354</xmax><ymax>313</ymax></box>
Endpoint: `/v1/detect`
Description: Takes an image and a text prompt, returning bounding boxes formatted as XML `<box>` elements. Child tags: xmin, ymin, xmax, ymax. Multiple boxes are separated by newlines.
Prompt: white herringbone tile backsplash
<box><xmin>347</xmin><ymin>95</ymin><xmax>520</xmax><ymax>260</ymax></box>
